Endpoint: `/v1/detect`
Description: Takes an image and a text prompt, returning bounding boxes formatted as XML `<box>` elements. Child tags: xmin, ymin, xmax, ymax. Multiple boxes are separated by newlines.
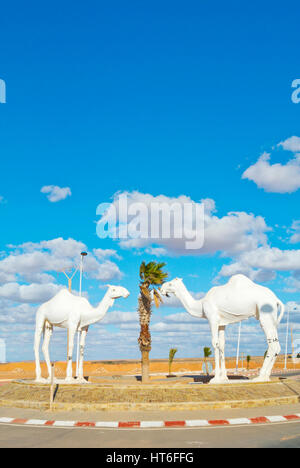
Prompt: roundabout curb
<box><xmin>1</xmin><ymin>413</ymin><xmax>300</xmax><ymax>429</ymax></box>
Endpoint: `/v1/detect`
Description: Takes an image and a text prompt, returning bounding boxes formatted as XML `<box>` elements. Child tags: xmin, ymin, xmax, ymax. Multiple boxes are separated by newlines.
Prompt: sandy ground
<box><xmin>0</xmin><ymin>356</ymin><xmax>298</xmax><ymax>381</ymax></box>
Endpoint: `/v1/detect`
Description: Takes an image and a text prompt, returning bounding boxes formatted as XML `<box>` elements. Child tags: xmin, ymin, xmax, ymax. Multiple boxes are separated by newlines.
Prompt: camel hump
<box><xmin>54</xmin><ymin>288</ymin><xmax>76</xmax><ymax>300</ymax></box>
<box><xmin>57</xmin><ymin>288</ymin><xmax>72</xmax><ymax>296</ymax></box>
<box><xmin>228</xmin><ymin>274</ymin><xmax>254</xmax><ymax>286</ymax></box>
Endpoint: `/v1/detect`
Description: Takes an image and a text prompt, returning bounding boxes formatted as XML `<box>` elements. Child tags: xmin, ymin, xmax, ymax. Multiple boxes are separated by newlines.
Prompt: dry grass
<box><xmin>0</xmin><ymin>380</ymin><xmax>298</xmax><ymax>405</ymax></box>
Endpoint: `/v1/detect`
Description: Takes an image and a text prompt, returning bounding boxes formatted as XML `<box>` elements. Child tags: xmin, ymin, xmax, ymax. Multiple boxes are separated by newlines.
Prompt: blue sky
<box><xmin>1</xmin><ymin>1</ymin><xmax>300</xmax><ymax>363</ymax></box>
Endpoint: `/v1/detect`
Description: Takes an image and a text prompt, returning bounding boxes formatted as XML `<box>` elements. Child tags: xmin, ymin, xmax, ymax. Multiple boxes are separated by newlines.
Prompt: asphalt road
<box><xmin>0</xmin><ymin>420</ymin><xmax>300</xmax><ymax>448</ymax></box>
<box><xmin>1</xmin><ymin>374</ymin><xmax>300</xmax><ymax>449</ymax></box>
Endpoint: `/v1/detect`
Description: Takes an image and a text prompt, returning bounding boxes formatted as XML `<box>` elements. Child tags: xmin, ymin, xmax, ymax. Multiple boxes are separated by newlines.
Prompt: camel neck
<box><xmin>175</xmin><ymin>282</ymin><xmax>203</xmax><ymax>318</ymax></box>
<box><xmin>82</xmin><ymin>291</ymin><xmax>114</xmax><ymax>327</ymax></box>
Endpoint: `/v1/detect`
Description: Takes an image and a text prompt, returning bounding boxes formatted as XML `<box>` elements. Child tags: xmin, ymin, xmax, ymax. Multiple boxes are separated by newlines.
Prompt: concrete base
<box><xmin>31</xmin><ymin>378</ymin><xmax>90</xmax><ymax>385</ymax></box>
<box><xmin>0</xmin><ymin>378</ymin><xmax>298</xmax><ymax>412</ymax></box>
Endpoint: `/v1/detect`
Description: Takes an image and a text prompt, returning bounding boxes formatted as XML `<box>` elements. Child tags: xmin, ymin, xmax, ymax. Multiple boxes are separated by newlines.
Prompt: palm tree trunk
<box><xmin>204</xmin><ymin>357</ymin><xmax>209</xmax><ymax>375</ymax></box>
<box><xmin>141</xmin><ymin>350</ymin><xmax>150</xmax><ymax>383</ymax></box>
<box><xmin>138</xmin><ymin>293</ymin><xmax>152</xmax><ymax>384</ymax></box>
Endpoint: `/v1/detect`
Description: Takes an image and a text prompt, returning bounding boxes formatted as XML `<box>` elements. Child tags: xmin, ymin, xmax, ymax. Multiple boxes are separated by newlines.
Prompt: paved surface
<box><xmin>0</xmin><ymin>403</ymin><xmax>300</xmax><ymax>447</ymax></box>
<box><xmin>1</xmin><ymin>412</ymin><xmax>300</xmax><ymax>429</ymax></box>
<box><xmin>1</xmin><ymin>401</ymin><xmax>300</xmax><ymax>422</ymax></box>
<box><xmin>0</xmin><ymin>373</ymin><xmax>300</xmax><ymax>447</ymax></box>
<box><xmin>1</xmin><ymin>419</ymin><xmax>300</xmax><ymax>447</ymax></box>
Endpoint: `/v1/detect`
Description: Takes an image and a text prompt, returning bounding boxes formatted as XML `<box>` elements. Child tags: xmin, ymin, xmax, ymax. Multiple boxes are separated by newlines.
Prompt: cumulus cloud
<box><xmin>218</xmin><ymin>245</ymin><xmax>300</xmax><ymax>289</ymax></box>
<box><xmin>101</xmin><ymin>311</ymin><xmax>137</xmax><ymax>325</ymax></box>
<box><xmin>97</xmin><ymin>191</ymin><xmax>269</xmax><ymax>257</ymax></box>
<box><xmin>222</xmin><ymin>246</ymin><xmax>300</xmax><ymax>272</ymax></box>
<box><xmin>0</xmin><ymin>238</ymin><xmax>123</xmax><ymax>303</ymax></box>
<box><xmin>145</xmin><ymin>247</ymin><xmax>168</xmax><ymax>257</ymax></box>
<box><xmin>41</xmin><ymin>185</ymin><xmax>72</xmax><ymax>202</ymax></box>
<box><xmin>0</xmin><ymin>282</ymin><xmax>62</xmax><ymax>304</ymax></box>
<box><xmin>242</xmin><ymin>137</ymin><xmax>300</xmax><ymax>194</ymax></box>
<box><xmin>0</xmin><ymin>300</ymin><xmax>37</xmax><ymax>325</ymax></box>
<box><xmin>289</xmin><ymin>221</ymin><xmax>300</xmax><ymax>244</ymax></box>
<box><xmin>279</xmin><ymin>136</ymin><xmax>300</xmax><ymax>153</ymax></box>
<box><xmin>242</xmin><ymin>152</ymin><xmax>300</xmax><ymax>194</ymax></box>
<box><xmin>218</xmin><ymin>261</ymin><xmax>276</xmax><ymax>283</ymax></box>
<box><xmin>93</xmin><ymin>248</ymin><xmax>121</xmax><ymax>260</ymax></box>
<box><xmin>164</xmin><ymin>312</ymin><xmax>201</xmax><ymax>324</ymax></box>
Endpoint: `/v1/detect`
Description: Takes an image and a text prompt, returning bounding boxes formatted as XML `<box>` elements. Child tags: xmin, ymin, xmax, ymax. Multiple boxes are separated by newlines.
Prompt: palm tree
<box><xmin>203</xmin><ymin>347</ymin><xmax>212</xmax><ymax>375</ymax></box>
<box><xmin>168</xmin><ymin>348</ymin><xmax>178</xmax><ymax>376</ymax></box>
<box><xmin>138</xmin><ymin>261</ymin><xmax>168</xmax><ymax>383</ymax></box>
<box><xmin>247</xmin><ymin>355</ymin><xmax>251</xmax><ymax>370</ymax></box>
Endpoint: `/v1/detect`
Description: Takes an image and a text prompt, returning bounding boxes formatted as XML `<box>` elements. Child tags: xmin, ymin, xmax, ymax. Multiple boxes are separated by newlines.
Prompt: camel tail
<box><xmin>277</xmin><ymin>301</ymin><xmax>285</xmax><ymax>325</ymax></box>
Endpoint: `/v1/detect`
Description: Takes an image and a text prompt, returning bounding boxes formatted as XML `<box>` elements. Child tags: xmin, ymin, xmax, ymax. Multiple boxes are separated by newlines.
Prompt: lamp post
<box><xmin>236</xmin><ymin>322</ymin><xmax>242</xmax><ymax>373</ymax></box>
<box><xmin>62</xmin><ymin>267</ymin><xmax>79</xmax><ymax>361</ymax></box>
<box><xmin>76</xmin><ymin>252</ymin><xmax>87</xmax><ymax>377</ymax></box>
<box><xmin>284</xmin><ymin>307</ymin><xmax>290</xmax><ymax>371</ymax></box>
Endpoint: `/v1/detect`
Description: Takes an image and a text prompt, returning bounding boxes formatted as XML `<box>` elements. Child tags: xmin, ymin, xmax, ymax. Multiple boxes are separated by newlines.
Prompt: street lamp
<box><xmin>236</xmin><ymin>322</ymin><xmax>242</xmax><ymax>373</ymax></box>
<box><xmin>76</xmin><ymin>252</ymin><xmax>88</xmax><ymax>377</ymax></box>
<box><xmin>284</xmin><ymin>307</ymin><xmax>290</xmax><ymax>371</ymax></box>
<box><xmin>79</xmin><ymin>252</ymin><xmax>87</xmax><ymax>297</ymax></box>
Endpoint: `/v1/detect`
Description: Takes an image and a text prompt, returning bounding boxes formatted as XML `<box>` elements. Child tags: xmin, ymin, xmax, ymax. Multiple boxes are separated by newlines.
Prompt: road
<box><xmin>1</xmin><ymin>375</ymin><xmax>300</xmax><ymax>448</ymax></box>
<box><xmin>0</xmin><ymin>419</ymin><xmax>300</xmax><ymax>448</ymax></box>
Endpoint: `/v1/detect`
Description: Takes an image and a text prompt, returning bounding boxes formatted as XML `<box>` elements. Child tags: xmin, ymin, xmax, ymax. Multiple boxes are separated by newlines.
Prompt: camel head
<box><xmin>107</xmin><ymin>285</ymin><xmax>130</xmax><ymax>299</ymax></box>
<box><xmin>160</xmin><ymin>278</ymin><xmax>183</xmax><ymax>297</ymax></box>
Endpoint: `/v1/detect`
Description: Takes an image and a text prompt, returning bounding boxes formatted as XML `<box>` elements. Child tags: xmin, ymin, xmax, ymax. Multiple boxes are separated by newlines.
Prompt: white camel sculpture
<box><xmin>34</xmin><ymin>285</ymin><xmax>130</xmax><ymax>383</ymax></box>
<box><xmin>161</xmin><ymin>274</ymin><xmax>285</xmax><ymax>384</ymax></box>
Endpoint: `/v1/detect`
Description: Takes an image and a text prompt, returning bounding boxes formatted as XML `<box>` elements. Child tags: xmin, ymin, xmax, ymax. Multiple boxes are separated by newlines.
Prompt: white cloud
<box><xmin>289</xmin><ymin>221</ymin><xmax>300</xmax><ymax>244</ymax></box>
<box><xmin>152</xmin><ymin>321</ymin><xmax>209</xmax><ymax>333</ymax></box>
<box><xmin>98</xmin><ymin>191</ymin><xmax>269</xmax><ymax>256</ymax></box>
<box><xmin>93</xmin><ymin>248</ymin><xmax>121</xmax><ymax>260</ymax></box>
<box><xmin>218</xmin><ymin>261</ymin><xmax>275</xmax><ymax>283</ymax></box>
<box><xmin>145</xmin><ymin>247</ymin><xmax>168</xmax><ymax>257</ymax></box>
<box><xmin>279</xmin><ymin>136</ymin><xmax>300</xmax><ymax>153</ymax></box>
<box><xmin>242</xmin><ymin>137</ymin><xmax>300</xmax><ymax>194</ymax></box>
<box><xmin>164</xmin><ymin>312</ymin><xmax>201</xmax><ymax>324</ymax></box>
<box><xmin>0</xmin><ymin>238</ymin><xmax>123</xmax><ymax>303</ymax></box>
<box><xmin>41</xmin><ymin>185</ymin><xmax>72</xmax><ymax>202</ymax></box>
<box><xmin>101</xmin><ymin>310</ymin><xmax>137</xmax><ymax>325</ymax></box>
<box><xmin>224</xmin><ymin>246</ymin><xmax>300</xmax><ymax>272</ymax></box>
<box><xmin>242</xmin><ymin>152</ymin><xmax>300</xmax><ymax>193</ymax></box>
<box><xmin>0</xmin><ymin>282</ymin><xmax>62</xmax><ymax>304</ymax></box>
<box><xmin>0</xmin><ymin>300</ymin><xmax>36</xmax><ymax>325</ymax></box>
<box><xmin>218</xmin><ymin>245</ymin><xmax>300</xmax><ymax>289</ymax></box>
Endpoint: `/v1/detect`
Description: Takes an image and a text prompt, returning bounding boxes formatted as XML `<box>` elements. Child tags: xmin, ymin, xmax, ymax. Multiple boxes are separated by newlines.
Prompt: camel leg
<box><xmin>253</xmin><ymin>313</ymin><xmax>281</xmax><ymax>383</ymax></box>
<box><xmin>78</xmin><ymin>327</ymin><xmax>88</xmax><ymax>383</ymax></box>
<box><xmin>42</xmin><ymin>323</ymin><xmax>53</xmax><ymax>381</ymax></box>
<box><xmin>66</xmin><ymin>327</ymin><xmax>77</xmax><ymax>382</ymax></box>
<box><xmin>208</xmin><ymin>320</ymin><xmax>222</xmax><ymax>384</ymax></box>
<box><xmin>219</xmin><ymin>326</ymin><xmax>228</xmax><ymax>381</ymax></box>
<box><xmin>34</xmin><ymin>318</ymin><xmax>44</xmax><ymax>382</ymax></box>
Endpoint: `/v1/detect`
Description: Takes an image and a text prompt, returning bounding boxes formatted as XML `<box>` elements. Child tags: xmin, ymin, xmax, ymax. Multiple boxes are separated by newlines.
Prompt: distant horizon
<box><xmin>0</xmin><ymin>354</ymin><xmax>293</xmax><ymax>366</ymax></box>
